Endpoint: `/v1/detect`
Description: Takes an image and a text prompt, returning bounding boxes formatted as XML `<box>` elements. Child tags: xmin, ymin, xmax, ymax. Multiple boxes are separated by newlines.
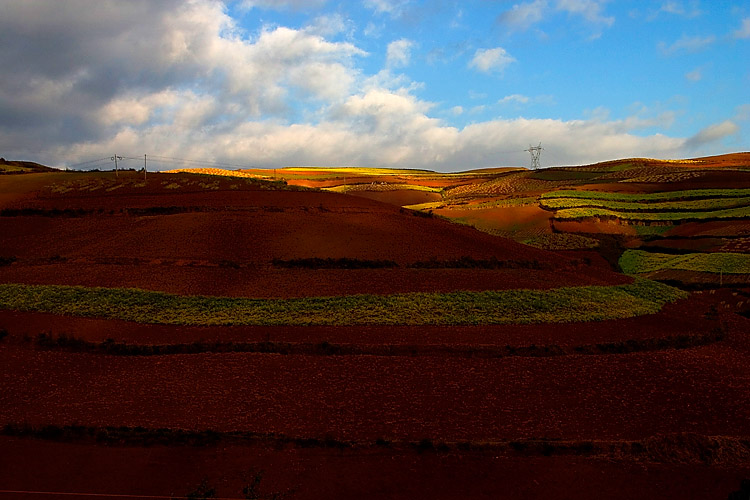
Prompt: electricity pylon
<box><xmin>524</xmin><ymin>143</ymin><xmax>543</xmax><ymax>169</ymax></box>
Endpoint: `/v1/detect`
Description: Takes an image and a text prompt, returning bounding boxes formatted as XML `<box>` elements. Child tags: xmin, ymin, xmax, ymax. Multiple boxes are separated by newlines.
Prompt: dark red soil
<box><xmin>2</xmin><ymin>338</ymin><xmax>749</xmax><ymax>441</ymax></box>
<box><xmin>0</xmin><ymin>170</ymin><xmax>628</xmax><ymax>297</ymax></box>
<box><xmin>2</xmin><ymin>167</ymin><xmax>749</xmax><ymax>499</ymax></box>
<box><xmin>346</xmin><ymin>189</ymin><xmax>442</xmax><ymax>206</ymax></box>
<box><xmin>0</xmin><ymin>437</ymin><xmax>746</xmax><ymax>500</ymax></box>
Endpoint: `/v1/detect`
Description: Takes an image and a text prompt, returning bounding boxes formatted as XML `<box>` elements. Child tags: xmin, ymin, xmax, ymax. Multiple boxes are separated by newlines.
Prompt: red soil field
<box><xmin>432</xmin><ymin>205</ymin><xmax>552</xmax><ymax>239</ymax></box>
<box><xmin>2</xmin><ymin>164</ymin><xmax>749</xmax><ymax>499</ymax></box>
<box><xmin>0</xmin><ymin>437</ymin><xmax>746</xmax><ymax>500</ymax></box>
<box><xmin>0</xmin><ymin>171</ymin><xmax>629</xmax><ymax>298</ymax></box>
<box><xmin>1</xmin><ymin>341</ymin><xmax>749</xmax><ymax>442</ymax></box>
<box><xmin>345</xmin><ymin>189</ymin><xmax>442</xmax><ymax>207</ymax></box>
<box><xmin>0</xmin><ymin>263</ymin><xmax>628</xmax><ymax>298</ymax></box>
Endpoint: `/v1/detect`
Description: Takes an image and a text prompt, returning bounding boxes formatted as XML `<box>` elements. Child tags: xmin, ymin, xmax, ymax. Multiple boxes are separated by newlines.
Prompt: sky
<box><xmin>0</xmin><ymin>0</ymin><xmax>748</xmax><ymax>172</ymax></box>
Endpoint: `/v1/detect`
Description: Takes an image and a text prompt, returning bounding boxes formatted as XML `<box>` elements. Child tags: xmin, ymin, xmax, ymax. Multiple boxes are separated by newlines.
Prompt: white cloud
<box><xmin>685</xmin><ymin>121</ymin><xmax>739</xmax><ymax>149</ymax></box>
<box><xmin>0</xmin><ymin>0</ymin><xmax>736</xmax><ymax>172</ymax></box>
<box><xmin>386</xmin><ymin>39</ymin><xmax>414</xmax><ymax>68</ymax></box>
<box><xmin>556</xmin><ymin>0</ymin><xmax>614</xmax><ymax>26</ymax></box>
<box><xmin>734</xmin><ymin>18</ymin><xmax>750</xmax><ymax>39</ymax></box>
<box><xmin>659</xmin><ymin>35</ymin><xmax>716</xmax><ymax>55</ymax></box>
<box><xmin>685</xmin><ymin>68</ymin><xmax>702</xmax><ymax>82</ymax></box>
<box><xmin>646</xmin><ymin>1</ymin><xmax>702</xmax><ymax>20</ymax></box>
<box><xmin>241</xmin><ymin>0</ymin><xmax>328</xmax><ymax>11</ymax></box>
<box><xmin>364</xmin><ymin>0</ymin><xmax>411</xmax><ymax>17</ymax></box>
<box><xmin>499</xmin><ymin>94</ymin><xmax>531</xmax><ymax>105</ymax></box>
<box><xmin>735</xmin><ymin>104</ymin><xmax>750</xmax><ymax>122</ymax></box>
<box><xmin>498</xmin><ymin>0</ymin><xmax>547</xmax><ymax>31</ymax></box>
<box><xmin>304</xmin><ymin>13</ymin><xmax>353</xmax><ymax>37</ymax></box>
<box><xmin>498</xmin><ymin>0</ymin><xmax>613</xmax><ymax>31</ymax></box>
<box><xmin>469</xmin><ymin>47</ymin><xmax>516</xmax><ymax>73</ymax></box>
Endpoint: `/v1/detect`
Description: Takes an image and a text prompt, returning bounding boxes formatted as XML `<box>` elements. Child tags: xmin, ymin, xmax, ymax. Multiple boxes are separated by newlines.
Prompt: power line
<box><xmin>146</xmin><ymin>155</ymin><xmax>255</xmax><ymax>170</ymax></box>
<box><xmin>67</xmin><ymin>157</ymin><xmax>113</xmax><ymax>168</ymax></box>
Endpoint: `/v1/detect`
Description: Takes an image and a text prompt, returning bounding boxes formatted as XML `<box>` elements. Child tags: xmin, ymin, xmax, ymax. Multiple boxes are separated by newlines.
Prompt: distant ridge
<box><xmin>0</xmin><ymin>158</ymin><xmax>57</xmax><ymax>174</ymax></box>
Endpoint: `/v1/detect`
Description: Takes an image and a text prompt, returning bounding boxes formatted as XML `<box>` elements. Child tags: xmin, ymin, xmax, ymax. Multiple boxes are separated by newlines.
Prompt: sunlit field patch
<box><xmin>541</xmin><ymin>188</ymin><xmax>750</xmax><ymax>202</ymax></box>
<box><xmin>619</xmin><ymin>250</ymin><xmax>750</xmax><ymax>275</ymax></box>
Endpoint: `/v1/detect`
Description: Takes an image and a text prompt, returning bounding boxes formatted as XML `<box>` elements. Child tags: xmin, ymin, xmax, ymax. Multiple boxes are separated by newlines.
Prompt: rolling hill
<box><xmin>0</xmin><ymin>156</ymin><xmax>749</xmax><ymax>499</ymax></box>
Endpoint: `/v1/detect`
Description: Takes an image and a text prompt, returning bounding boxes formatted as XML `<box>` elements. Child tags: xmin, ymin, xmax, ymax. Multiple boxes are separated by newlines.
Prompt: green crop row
<box><xmin>540</xmin><ymin>196</ymin><xmax>750</xmax><ymax>212</ymax></box>
<box><xmin>541</xmin><ymin>188</ymin><xmax>750</xmax><ymax>202</ymax></box>
<box><xmin>619</xmin><ymin>250</ymin><xmax>750</xmax><ymax>275</ymax></box>
<box><xmin>0</xmin><ymin>280</ymin><xmax>686</xmax><ymax>326</ymax></box>
<box><xmin>554</xmin><ymin>206</ymin><xmax>750</xmax><ymax>222</ymax></box>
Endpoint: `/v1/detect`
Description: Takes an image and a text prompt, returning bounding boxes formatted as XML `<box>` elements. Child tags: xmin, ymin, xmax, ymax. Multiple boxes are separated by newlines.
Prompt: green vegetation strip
<box><xmin>541</xmin><ymin>196</ymin><xmax>750</xmax><ymax>212</ymax></box>
<box><xmin>541</xmin><ymin>188</ymin><xmax>750</xmax><ymax>202</ymax></box>
<box><xmin>620</xmin><ymin>250</ymin><xmax>750</xmax><ymax>275</ymax></box>
<box><xmin>554</xmin><ymin>206</ymin><xmax>750</xmax><ymax>222</ymax></box>
<box><xmin>0</xmin><ymin>280</ymin><xmax>686</xmax><ymax>326</ymax></box>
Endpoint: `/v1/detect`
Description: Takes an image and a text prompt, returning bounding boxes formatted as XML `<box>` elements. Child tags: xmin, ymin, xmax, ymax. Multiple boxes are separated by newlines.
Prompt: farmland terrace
<box><xmin>1</xmin><ymin>160</ymin><xmax>749</xmax><ymax>499</ymax></box>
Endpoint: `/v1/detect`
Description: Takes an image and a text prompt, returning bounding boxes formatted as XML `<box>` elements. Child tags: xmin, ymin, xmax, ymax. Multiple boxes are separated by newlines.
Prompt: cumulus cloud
<box><xmin>0</xmin><ymin>0</ymin><xmax>366</xmax><ymax>146</ymax></box>
<box><xmin>685</xmin><ymin>121</ymin><xmax>739</xmax><ymax>149</ymax></box>
<box><xmin>0</xmin><ymin>0</ymin><xmax>732</xmax><ymax>171</ymax></box>
<box><xmin>734</xmin><ymin>18</ymin><xmax>750</xmax><ymax>39</ymax></box>
<box><xmin>469</xmin><ymin>47</ymin><xmax>516</xmax><ymax>73</ymax></box>
<box><xmin>386</xmin><ymin>39</ymin><xmax>414</xmax><ymax>68</ymax></box>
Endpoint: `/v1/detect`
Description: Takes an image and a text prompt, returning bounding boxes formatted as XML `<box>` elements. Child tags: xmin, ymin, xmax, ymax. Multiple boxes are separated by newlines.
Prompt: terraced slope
<box><xmin>2</xmin><ymin>160</ymin><xmax>749</xmax><ymax>499</ymax></box>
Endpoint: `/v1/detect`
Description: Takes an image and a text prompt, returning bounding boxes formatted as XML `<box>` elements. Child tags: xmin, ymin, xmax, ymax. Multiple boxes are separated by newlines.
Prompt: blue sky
<box><xmin>0</xmin><ymin>0</ymin><xmax>748</xmax><ymax>171</ymax></box>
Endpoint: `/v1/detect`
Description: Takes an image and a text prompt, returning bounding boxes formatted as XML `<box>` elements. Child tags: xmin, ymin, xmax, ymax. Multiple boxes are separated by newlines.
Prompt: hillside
<box><xmin>0</xmin><ymin>169</ymin><xmax>627</xmax><ymax>298</ymax></box>
<box><xmin>1</xmin><ymin>159</ymin><xmax>749</xmax><ymax>499</ymax></box>
<box><xmin>239</xmin><ymin>154</ymin><xmax>750</xmax><ymax>288</ymax></box>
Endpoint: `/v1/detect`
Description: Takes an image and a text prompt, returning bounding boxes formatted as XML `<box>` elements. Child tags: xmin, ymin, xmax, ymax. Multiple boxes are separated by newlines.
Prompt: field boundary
<box><xmin>18</xmin><ymin>329</ymin><xmax>725</xmax><ymax>358</ymax></box>
<box><xmin>2</xmin><ymin>424</ymin><xmax>748</xmax><ymax>465</ymax></box>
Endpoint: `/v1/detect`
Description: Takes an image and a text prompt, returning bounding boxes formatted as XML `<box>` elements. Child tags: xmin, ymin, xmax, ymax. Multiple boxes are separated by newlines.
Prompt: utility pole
<box><xmin>111</xmin><ymin>155</ymin><xmax>122</xmax><ymax>177</ymax></box>
<box><xmin>144</xmin><ymin>154</ymin><xmax>147</xmax><ymax>181</ymax></box>
<box><xmin>524</xmin><ymin>143</ymin><xmax>543</xmax><ymax>169</ymax></box>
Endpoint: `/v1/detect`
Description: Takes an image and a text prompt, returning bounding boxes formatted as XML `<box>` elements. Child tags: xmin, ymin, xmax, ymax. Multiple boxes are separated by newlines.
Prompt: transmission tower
<box><xmin>525</xmin><ymin>143</ymin><xmax>543</xmax><ymax>169</ymax></box>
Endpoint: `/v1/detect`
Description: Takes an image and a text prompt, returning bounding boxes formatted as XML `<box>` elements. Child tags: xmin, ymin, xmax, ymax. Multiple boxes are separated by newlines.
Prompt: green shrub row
<box><xmin>541</xmin><ymin>188</ymin><xmax>750</xmax><ymax>202</ymax></box>
<box><xmin>540</xmin><ymin>196</ymin><xmax>750</xmax><ymax>212</ymax></box>
<box><xmin>619</xmin><ymin>250</ymin><xmax>750</xmax><ymax>275</ymax></box>
<box><xmin>553</xmin><ymin>206</ymin><xmax>750</xmax><ymax>222</ymax></box>
<box><xmin>0</xmin><ymin>279</ymin><xmax>687</xmax><ymax>326</ymax></box>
